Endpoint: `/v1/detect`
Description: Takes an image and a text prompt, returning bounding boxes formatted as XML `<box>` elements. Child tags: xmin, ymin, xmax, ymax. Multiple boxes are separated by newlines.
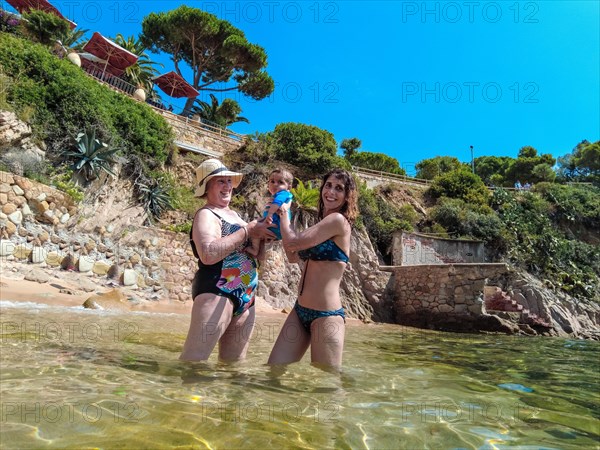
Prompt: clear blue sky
<box><xmin>7</xmin><ymin>1</ymin><xmax>599</xmax><ymax>174</ymax></box>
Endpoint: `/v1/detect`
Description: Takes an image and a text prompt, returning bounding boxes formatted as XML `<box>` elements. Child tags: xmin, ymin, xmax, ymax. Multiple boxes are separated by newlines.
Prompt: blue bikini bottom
<box><xmin>294</xmin><ymin>302</ymin><xmax>345</xmax><ymax>332</ymax></box>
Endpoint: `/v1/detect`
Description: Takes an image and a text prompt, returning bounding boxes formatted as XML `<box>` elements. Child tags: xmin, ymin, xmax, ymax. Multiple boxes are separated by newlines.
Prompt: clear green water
<box><xmin>0</xmin><ymin>301</ymin><xmax>598</xmax><ymax>449</ymax></box>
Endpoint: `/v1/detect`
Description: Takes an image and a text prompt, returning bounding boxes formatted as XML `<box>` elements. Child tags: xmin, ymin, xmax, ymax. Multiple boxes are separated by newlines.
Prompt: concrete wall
<box><xmin>392</xmin><ymin>232</ymin><xmax>485</xmax><ymax>266</ymax></box>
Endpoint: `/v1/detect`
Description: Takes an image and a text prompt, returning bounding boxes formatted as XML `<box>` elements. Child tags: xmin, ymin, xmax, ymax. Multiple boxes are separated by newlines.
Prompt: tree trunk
<box><xmin>182</xmin><ymin>97</ymin><xmax>197</xmax><ymax>117</ymax></box>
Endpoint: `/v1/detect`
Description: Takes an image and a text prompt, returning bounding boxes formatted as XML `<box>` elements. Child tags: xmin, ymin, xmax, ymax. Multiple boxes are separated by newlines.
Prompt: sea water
<box><xmin>0</xmin><ymin>301</ymin><xmax>598</xmax><ymax>449</ymax></box>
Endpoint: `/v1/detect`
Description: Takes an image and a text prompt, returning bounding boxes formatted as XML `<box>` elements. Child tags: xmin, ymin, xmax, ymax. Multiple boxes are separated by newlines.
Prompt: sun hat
<box><xmin>194</xmin><ymin>158</ymin><xmax>243</xmax><ymax>197</ymax></box>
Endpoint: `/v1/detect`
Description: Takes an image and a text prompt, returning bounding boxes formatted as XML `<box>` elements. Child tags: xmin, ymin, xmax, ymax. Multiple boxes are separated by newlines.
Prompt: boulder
<box><xmin>82</xmin><ymin>289</ymin><xmax>132</xmax><ymax>311</ymax></box>
<box><xmin>92</xmin><ymin>260</ymin><xmax>111</xmax><ymax>276</ymax></box>
<box><xmin>30</xmin><ymin>246</ymin><xmax>47</xmax><ymax>264</ymax></box>
<box><xmin>45</xmin><ymin>251</ymin><xmax>65</xmax><ymax>267</ymax></box>
<box><xmin>0</xmin><ymin>239</ymin><xmax>15</xmax><ymax>256</ymax></box>
<box><xmin>78</xmin><ymin>255</ymin><xmax>94</xmax><ymax>272</ymax></box>
<box><xmin>24</xmin><ymin>268</ymin><xmax>50</xmax><ymax>283</ymax></box>
<box><xmin>13</xmin><ymin>244</ymin><xmax>32</xmax><ymax>259</ymax></box>
<box><xmin>122</xmin><ymin>269</ymin><xmax>137</xmax><ymax>286</ymax></box>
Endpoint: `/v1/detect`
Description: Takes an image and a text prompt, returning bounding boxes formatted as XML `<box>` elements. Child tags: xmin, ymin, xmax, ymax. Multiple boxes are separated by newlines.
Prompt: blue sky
<box><xmin>5</xmin><ymin>1</ymin><xmax>599</xmax><ymax>173</ymax></box>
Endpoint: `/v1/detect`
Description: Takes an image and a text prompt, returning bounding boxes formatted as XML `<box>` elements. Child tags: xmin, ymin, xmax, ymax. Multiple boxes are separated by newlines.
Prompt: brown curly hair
<box><xmin>317</xmin><ymin>169</ymin><xmax>358</xmax><ymax>225</ymax></box>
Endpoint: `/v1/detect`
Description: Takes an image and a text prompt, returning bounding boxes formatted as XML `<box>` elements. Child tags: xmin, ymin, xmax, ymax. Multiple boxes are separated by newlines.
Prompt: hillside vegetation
<box><xmin>0</xmin><ymin>27</ymin><xmax>598</xmax><ymax>303</ymax></box>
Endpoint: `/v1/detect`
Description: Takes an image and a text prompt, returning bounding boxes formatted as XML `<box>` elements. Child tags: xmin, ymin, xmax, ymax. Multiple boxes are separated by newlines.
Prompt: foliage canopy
<box><xmin>266</xmin><ymin>122</ymin><xmax>348</xmax><ymax>175</ymax></box>
<box><xmin>141</xmin><ymin>6</ymin><xmax>274</xmax><ymax>112</ymax></box>
<box><xmin>416</xmin><ymin>156</ymin><xmax>462</xmax><ymax>180</ymax></box>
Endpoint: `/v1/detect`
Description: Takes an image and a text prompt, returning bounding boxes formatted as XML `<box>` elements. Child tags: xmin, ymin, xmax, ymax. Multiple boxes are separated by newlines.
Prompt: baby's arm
<box><xmin>265</xmin><ymin>201</ymin><xmax>280</xmax><ymax>220</ymax></box>
<box><xmin>266</xmin><ymin>190</ymin><xmax>291</xmax><ymax>219</ymax></box>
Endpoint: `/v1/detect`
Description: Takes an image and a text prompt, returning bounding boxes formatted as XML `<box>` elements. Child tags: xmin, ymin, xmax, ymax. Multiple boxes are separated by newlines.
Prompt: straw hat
<box><xmin>194</xmin><ymin>159</ymin><xmax>243</xmax><ymax>197</ymax></box>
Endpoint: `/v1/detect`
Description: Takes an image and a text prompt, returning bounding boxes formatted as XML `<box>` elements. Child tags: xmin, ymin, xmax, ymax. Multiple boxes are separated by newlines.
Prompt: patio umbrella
<box><xmin>152</xmin><ymin>71</ymin><xmax>199</xmax><ymax>98</ymax></box>
<box><xmin>6</xmin><ymin>0</ymin><xmax>77</xmax><ymax>28</ymax></box>
<box><xmin>82</xmin><ymin>32</ymin><xmax>138</xmax><ymax>79</ymax></box>
<box><xmin>79</xmin><ymin>52</ymin><xmax>124</xmax><ymax>77</ymax></box>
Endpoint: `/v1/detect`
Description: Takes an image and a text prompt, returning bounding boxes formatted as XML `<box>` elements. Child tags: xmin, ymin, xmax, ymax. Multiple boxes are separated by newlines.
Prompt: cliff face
<box><xmin>1</xmin><ymin>112</ymin><xmax>598</xmax><ymax>338</ymax></box>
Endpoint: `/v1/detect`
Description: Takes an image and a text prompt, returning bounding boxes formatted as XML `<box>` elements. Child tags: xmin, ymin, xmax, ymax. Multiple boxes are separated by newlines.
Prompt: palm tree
<box><xmin>190</xmin><ymin>94</ymin><xmax>249</xmax><ymax>128</ymax></box>
<box><xmin>113</xmin><ymin>34</ymin><xmax>163</xmax><ymax>94</ymax></box>
<box><xmin>56</xmin><ymin>27</ymin><xmax>89</xmax><ymax>52</ymax></box>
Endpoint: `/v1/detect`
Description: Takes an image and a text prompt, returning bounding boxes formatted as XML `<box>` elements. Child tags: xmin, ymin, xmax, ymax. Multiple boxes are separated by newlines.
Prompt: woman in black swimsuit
<box><xmin>180</xmin><ymin>159</ymin><xmax>275</xmax><ymax>362</ymax></box>
<box><xmin>268</xmin><ymin>169</ymin><xmax>358</xmax><ymax>369</ymax></box>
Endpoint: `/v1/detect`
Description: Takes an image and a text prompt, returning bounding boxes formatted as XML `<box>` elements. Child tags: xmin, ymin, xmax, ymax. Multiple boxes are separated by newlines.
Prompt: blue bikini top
<box><xmin>298</xmin><ymin>239</ymin><xmax>349</xmax><ymax>263</ymax></box>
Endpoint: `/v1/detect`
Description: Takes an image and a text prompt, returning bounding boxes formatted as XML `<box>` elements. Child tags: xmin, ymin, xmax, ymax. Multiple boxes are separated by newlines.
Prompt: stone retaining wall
<box><xmin>0</xmin><ymin>170</ymin><xmax>197</xmax><ymax>301</ymax></box>
<box><xmin>158</xmin><ymin>112</ymin><xmax>243</xmax><ymax>155</ymax></box>
<box><xmin>390</xmin><ymin>263</ymin><xmax>516</xmax><ymax>332</ymax></box>
<box><xmin>389</xmin><ymin>263</ymin><xmax>600</xmax><ymax>338</ymax></box>
<box><xmin>0</xmin><ymin>172</ymin><xmax>75</xmax><ymax>234</ymax></box>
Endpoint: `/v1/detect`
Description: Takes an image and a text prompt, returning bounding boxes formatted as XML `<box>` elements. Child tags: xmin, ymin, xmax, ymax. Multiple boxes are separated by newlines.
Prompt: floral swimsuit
<box><xmin>190</xmin><ymin>209</ymin><xmax>257</xmax><ymax>316</ymax></box>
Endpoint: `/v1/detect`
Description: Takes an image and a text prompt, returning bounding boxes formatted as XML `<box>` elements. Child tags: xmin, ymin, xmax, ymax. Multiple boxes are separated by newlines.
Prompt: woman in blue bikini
<box><xmin>180</xmin><ymin>159</ymin><xmax>275</xmax><ymax>362</ymax></box>
<box><xmin>268</xmin><ymin>169</ymin><xmax>358</xmax><ymax>368</ymax></box>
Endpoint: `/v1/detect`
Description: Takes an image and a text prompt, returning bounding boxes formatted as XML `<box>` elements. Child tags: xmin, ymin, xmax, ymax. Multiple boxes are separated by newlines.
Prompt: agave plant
<box><xmin>136</xmin><ymin>178</ymin><xmax>173</xmax><ymax>221</ymax></box>
<box><xmin>62</xmin><ymin>129</ymin><xmax>118</xmax><ymax>181</ymax></box>
<box><xmin>291</xmin><ymin>179</ymin><xmax>319</xmax><ymax>229</ymax></box>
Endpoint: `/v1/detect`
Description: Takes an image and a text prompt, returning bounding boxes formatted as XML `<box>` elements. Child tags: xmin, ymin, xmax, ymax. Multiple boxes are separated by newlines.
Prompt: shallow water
<box><xmin>0</xmin><ymin>301</ymin><xmax>598</xmax><ymax>449</ymax></box>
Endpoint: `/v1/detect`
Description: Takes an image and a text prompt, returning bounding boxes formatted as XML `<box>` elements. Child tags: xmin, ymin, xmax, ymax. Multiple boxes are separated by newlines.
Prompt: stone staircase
<box><xmin>484</xmin><ymin>286</ymin><xmax>551</xmax><ymax>329</ymax></box>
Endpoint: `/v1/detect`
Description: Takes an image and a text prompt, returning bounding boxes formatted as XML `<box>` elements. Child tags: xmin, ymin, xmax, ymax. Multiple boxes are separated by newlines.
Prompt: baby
<box><xmin>246</xmin><ymin>168</ymin><xmax>293</xmax><ymax>256</ymax></box>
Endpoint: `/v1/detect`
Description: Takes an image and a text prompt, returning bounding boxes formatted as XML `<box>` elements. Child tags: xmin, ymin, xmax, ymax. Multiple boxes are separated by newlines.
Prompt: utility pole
<box><xmin>470</xmin><ymin>145</ymin><xmax>475</xmax><ymax>174</ymax></box>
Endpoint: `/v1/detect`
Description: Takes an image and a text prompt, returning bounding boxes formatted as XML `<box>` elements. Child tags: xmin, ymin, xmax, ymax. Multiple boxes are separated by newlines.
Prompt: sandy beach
<box><xmin>0</xmin><ymin>260</ymin><xmax>362</xmax><ymax>323</ymax></box>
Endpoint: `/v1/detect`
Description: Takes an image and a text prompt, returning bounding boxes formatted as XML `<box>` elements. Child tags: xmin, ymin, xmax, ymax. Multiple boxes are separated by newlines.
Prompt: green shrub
<box><xmin>21</xmin><ymin>10</ymin><xmax>70</xmax><ymax>46</ymax></box>
<box><xmin>431</xmin><ymin>197</ymin><xmax>503</xmax><ymax>248</ymax></box>
<box><xmin>0</xmin><ymin>34</ymin><xmax>173</xmax><ymax>178</ymax></box>
<box><xmin>491</xmin><ymin>188</ymin><xmax>599</xmax><ymax>300</ymax></box>
<box><xmin>52</xmin><ymin>170</ymin><xmax>84</xmax><ymax>203</ymax></box>
<box><xmin>267</xmin><ymin>122</ymin><xmax>342</xmax><ymax>175</ymax></box>
<box><xmin>164</xmin><ymin>222</ymin><xmax>192</xmax><ymax>234</ymax></box>
<box><xmin>428</xmin><ymin>167</ymin><xmax>489</xmax><ymax>206</ymax></box>
<box><xmin>348</xmin><ymin>151</ymin><xmax>406</xmax><ymax>175</ymax></box>
<box><xmin>357</xmin><ymin>182</ymin><xmax>414</xmax><ymax>261</ymax></box>
<box><xmin>533</xmin><ymin>182</ymin><xmax>600</xmax><ymax>229</ymax></box>
<box><xmin>171</xmin><ymin>185</ymin><xmax>200</xmax><ymax>217</ymax></box>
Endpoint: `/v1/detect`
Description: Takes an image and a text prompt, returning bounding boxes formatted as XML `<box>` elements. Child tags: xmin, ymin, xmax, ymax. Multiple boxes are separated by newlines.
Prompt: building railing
<box><xmin>84</xmin><ymin>67</ymin><xmax>137</xmax><ymax>96</ymax></box>
<box><xmin>81</xmin><ymin>65</ymin><xmax>245</xmax><ymax>145</ymax></box>
<box><xmin>351</xmin><ymin>166</ymin><xmax>433</xmax><ymax>186</ymax></box>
